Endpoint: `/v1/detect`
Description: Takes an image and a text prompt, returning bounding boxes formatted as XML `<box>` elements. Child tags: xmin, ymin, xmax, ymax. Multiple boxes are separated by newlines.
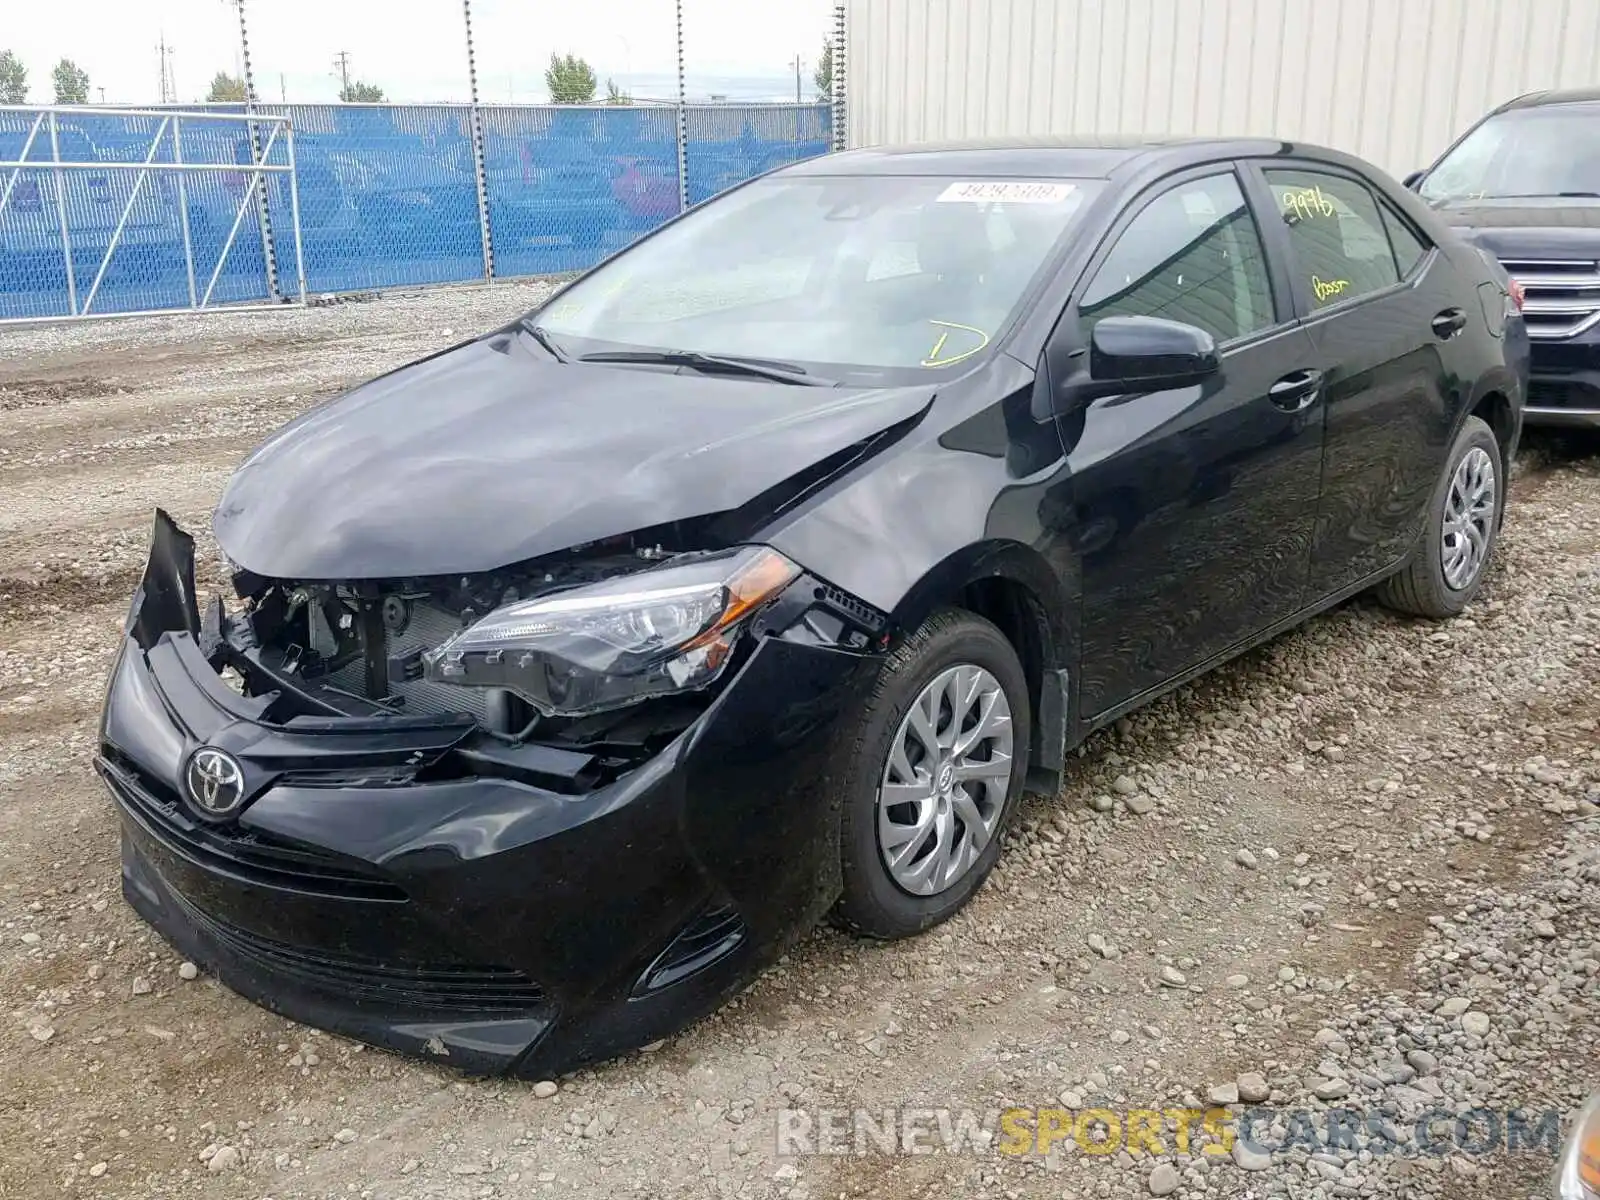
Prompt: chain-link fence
<box><xmin>0</xmin><ymin>0</ymin><xmax>850</xmax><ymax>321</ymax></box>
<box><xmin>0</xmin><ymin>106</ymin><xmax>303</xmax><ymax>321</ymax></box>
<box><xmin>0</xmin><ymin>97</ymin><xmax>834</xmax><ymax>320</ymax></box>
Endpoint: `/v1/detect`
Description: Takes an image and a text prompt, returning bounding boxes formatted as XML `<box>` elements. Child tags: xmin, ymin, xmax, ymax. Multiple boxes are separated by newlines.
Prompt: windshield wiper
<box><xmin>520</xmin><ymin>321</ymin><xmax>570</xmax><ymax>363</ymax></box>
<box><xmin>577</xmin><ymin>348</ymin><xmax>830</xmax><ymax>386</ymax></box>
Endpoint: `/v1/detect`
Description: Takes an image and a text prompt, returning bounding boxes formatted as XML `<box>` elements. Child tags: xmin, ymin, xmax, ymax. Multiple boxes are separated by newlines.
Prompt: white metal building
<box><xmin>843</xmin><ymin>0</ymin><xmax>1600</xmax><ymax>177</ymax></box>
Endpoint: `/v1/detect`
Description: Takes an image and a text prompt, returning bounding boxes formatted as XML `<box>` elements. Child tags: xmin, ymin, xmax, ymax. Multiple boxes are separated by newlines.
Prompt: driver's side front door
<box><xmin>1053</xmin><ymin>167</ymin><xmax>1325</xmax><ymax>720</ymax></box>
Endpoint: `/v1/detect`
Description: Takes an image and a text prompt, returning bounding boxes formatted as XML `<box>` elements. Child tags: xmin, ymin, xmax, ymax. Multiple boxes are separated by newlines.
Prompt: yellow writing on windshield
<box><xmin>1282</xmin><ymin>185</ymin><xmax>1336</xmax><ymax>222</ymax></box>
<box><xmin>922</xmin><ymin>319</ymin><xmax>991</xmax><ymax>367</ymax></box>
<box><xmin>1311</xmin><ymin>275</ymin><xmax>1350</xmax><ymax>303</ymax></box>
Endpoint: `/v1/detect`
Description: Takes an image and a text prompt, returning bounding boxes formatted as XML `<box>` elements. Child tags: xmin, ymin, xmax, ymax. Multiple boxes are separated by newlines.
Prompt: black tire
<box><xmin>1377</xmin><ymin>415</ymin><xmax>1503</xmax><ymax>619</ymax></box>
<box><xmin>831</xmin><ymin>607</ymin><xmax>1031</xmax><ymax>940</ymax></box>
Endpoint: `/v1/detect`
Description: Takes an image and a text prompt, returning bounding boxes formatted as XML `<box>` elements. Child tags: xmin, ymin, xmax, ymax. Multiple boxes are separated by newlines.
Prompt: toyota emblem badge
<box><xmin>184</xmin><ymin>747</ymin><xmax>246</xmax><ymax>817</ymax></box>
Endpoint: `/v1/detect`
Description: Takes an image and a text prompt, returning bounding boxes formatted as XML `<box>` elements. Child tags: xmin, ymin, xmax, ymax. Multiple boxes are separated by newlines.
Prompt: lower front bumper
<box><xmin>117</xmin><ymin>821</ymin><xmax>554</xmax><ymax>1072</ymax></box>
<box><xmin>99</xmin><ymin>515</ymin><xmax>884</xmax><ymax>1077</ymax></box>
<box><xmin>1526</xmin><ymin>345</ymin><xmax>1600</xmax><ymax>428</ymax></box>
<box><xmin>1523</xmin><ymin>404</ymin><xmax>1600</xmax><ymax>429</ymax></box>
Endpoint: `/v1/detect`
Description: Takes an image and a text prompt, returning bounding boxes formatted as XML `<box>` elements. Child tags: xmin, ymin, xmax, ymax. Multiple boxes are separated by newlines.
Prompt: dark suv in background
<box><xmin>1407</xmin><ymin>88</ymin><xmax>1600</xmax><ymax>430</ymax></box>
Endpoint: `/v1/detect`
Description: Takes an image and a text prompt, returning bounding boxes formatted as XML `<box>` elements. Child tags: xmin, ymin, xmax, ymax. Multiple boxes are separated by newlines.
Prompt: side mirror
<box><xmin>1085</xmin><ymin>315</ymin><xmax>1220</xmax><ymax>394</ymax></box>
<box><xmin>1401</xmin><ymin>170</ymin><xmax>1424</xmax><ymax>191</ymax></box>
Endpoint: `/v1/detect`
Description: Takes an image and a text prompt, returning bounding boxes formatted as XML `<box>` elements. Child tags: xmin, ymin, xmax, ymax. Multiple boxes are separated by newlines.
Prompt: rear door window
<box><xmin>1263</xmin><ymin>168</ymin><xmax>1400</xmax><ymax>309</ymax></box>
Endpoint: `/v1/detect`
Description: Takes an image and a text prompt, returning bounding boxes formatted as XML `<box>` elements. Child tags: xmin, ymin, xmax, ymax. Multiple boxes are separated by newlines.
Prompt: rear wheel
<box><xmin>1377</xmin><ymin>415</ymin><xmax>1502</xmax><ymax>618</ymax></box>
<box><xmin>832</xmin><ymin>608</ymin><xmax>1030</xmax><ymax>939</ymax></box>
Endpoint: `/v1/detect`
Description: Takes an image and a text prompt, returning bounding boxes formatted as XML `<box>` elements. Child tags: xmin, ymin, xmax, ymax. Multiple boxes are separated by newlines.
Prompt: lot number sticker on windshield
<box><xmin>937</xmin><ymin>181</ymin><xmax>1076</xmax><ymax>204</ymax></box>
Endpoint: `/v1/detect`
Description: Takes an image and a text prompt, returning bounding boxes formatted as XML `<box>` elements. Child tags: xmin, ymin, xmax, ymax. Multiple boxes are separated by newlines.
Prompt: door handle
<box><xmin>1268</xmin><ymin>368</ymin><xmax>1323</xmax><ymax>411</ymax></box>
<box><xmin>1431</xmin><ymin>307</ymin><xmax>1467</xmax><ymax>339</ymax></box>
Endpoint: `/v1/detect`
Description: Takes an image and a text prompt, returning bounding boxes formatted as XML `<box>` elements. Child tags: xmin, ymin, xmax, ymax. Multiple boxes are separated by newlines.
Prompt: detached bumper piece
<box><xmin>98</xmin><ymin>512</ymin><xmax>884</xmax><ymax>1076</ymax></box>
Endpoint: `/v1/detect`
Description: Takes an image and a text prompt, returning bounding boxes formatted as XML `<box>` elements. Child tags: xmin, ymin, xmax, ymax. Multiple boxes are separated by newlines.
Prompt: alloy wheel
<box><xmin>1440</xmin><ymin>446</ymin><xmax>1496</xmax><ymax>590</ymax></box>
<box><xmin>876</xmin><ymin>664</ymin><xmax>1014</xmax><ymax>896</ymax></box>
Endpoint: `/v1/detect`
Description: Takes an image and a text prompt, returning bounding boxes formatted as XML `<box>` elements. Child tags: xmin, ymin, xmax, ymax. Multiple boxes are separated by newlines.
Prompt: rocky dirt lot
<box><xmin>0</xmin><ymin>287</ymin><xmax>1596</xmax><ymax>1200</ymax></box>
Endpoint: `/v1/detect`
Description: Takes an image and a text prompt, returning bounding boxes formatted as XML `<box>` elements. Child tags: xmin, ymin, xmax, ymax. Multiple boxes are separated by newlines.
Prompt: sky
<box><xmin>3</xmin><ymin>0</ymin><xmax>838</xmax><ymax>105</ymax></box>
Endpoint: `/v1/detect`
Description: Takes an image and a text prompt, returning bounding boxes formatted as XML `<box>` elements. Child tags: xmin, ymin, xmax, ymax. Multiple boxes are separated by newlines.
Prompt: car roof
<box><xmin>1499</xmin><ymin>87</ymin><xmax>1600</xmax><ymax>111</ymax></box>
<box><xmin>776</xmin><ymin>136</ymin><xmax>1367</xmax><ymax>181</ymax></box>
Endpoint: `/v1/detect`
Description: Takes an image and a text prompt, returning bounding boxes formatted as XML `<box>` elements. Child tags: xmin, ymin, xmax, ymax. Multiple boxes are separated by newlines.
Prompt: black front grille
<box><xmin>99</xmin><ymin>753</ymin><xmax>406</xmax><ymax>901</ymax></box>
<box><xmin>175</xmin><ymin>894</ymin><xmax>547</xmax><ymax>1014</ymax></box>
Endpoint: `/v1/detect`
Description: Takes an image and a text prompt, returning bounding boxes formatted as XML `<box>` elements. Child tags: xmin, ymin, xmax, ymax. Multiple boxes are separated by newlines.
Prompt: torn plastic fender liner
<box><xmin>128</xmin><ymin>509</ymin><xmax>202</xmax><ymax>651</ymax></box>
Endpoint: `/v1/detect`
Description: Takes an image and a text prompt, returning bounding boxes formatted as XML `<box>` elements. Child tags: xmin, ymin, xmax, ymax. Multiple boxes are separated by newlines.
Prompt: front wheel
<box><xmin>832</xmin><ymin>608</ymin><xmax>1030</xmax><ymax>940</ymax></box>
<box><xmin>1377</xmin><ymin>415</ymin><xmax>1503</xmax><ymax>618</ymax></box>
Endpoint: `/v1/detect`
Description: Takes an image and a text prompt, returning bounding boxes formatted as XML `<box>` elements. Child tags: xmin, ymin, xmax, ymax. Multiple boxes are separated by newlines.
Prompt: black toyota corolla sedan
<box><xmin>100</xmin><ymin>137</ymin><xmax>1528</xmax><ymax>1077</ymax></box>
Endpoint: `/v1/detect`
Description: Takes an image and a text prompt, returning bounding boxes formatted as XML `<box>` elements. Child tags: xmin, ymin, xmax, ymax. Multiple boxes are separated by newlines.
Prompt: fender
<box><xmin>1458</xmin><ymin>362</ymin><xmax>1526</xmax><ymax>468</ymax></box>
<box><xmin>765</xmin><ymin>356</ymin><xmax>1082</xmax><ymax>788</ymax></box>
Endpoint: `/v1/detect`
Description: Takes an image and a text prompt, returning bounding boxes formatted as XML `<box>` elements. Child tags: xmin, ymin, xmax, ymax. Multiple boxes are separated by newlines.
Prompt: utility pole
<box><xmin>793</xmin><ymin>55</ymin><xmax>802</xmax><ymax>104</ymax></box>
<box><xmin>157</xmin><ymin>33</ymin><xmax>176</xmax><ymax>104</ymax></box>
<box><xmin>279</xmin><ymin>72</ymin><xmax>286</xmax><ymax>102</ymax></box>
<box><xmin>333</xmin><ymin>50</ymin><xmax>352</xmax><ymax>99</ymax></box>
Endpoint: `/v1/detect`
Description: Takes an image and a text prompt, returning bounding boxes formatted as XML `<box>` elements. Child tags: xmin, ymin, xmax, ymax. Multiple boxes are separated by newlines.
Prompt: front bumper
<box><xmin>98</xmin><ymin>516</ymin><xmax>881</xmax><ymax>1077</ymax></box>
<box><xmin>1526</xmin><ymin>337</ymin><xmax>1600</xmax><ymax>429</ymax></box>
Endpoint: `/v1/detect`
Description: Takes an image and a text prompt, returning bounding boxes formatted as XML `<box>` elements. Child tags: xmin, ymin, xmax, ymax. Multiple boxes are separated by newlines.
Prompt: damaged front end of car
<box><xmin>99</xmin><ymin>507</ymin><xmax>891</xmax><ymax>1076</ymax></box>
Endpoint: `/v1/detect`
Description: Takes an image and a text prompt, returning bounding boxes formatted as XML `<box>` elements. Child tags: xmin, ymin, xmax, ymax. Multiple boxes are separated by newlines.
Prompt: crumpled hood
<box><xmin>1437</xmin><ymin>200</ymin><xmax>1600</xmax><ymax>260</ymax></box>
<box><xmin>214</xmin><ymin>329</ymin><xmax>932</xmax><ymax>580</ymax></box>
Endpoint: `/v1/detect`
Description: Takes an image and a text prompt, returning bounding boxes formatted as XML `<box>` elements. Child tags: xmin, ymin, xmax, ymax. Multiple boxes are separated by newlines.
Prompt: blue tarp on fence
<box><xmin>0</xmin><ymin>101</ymin><xmax>833</xmax><ymax>320</ymax></box>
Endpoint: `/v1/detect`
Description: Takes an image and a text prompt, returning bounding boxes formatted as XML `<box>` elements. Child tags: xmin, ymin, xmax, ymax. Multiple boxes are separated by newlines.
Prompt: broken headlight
<box><xmin>422</xmin><ymin>546</ymin><xmax>800</xmax><ymax>717</ymax></box>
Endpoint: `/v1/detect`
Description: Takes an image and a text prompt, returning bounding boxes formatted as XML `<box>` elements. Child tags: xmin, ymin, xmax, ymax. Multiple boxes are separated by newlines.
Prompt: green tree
<box><xmin>52</xmin><ymin>57</ymin><xmax>89</xmax><ymax>104</ymax></box>
<box><xmin>339</xmin><ymin>80</ymin><xmax>385</xmax><ymax>102</ymax></box>
<box><xmin>814</xmin><ymin>39</ymin><xmax>832</xmax><ymax>100</ymax></box>
<box><xmin>605</xmin><ymin>77</ymin><xmax>632</xmax><ymax>106</ymax></box>
<box><xmin>545</xmin><ymin>53</ymin><xmax>596</xmax><ymax>104</ymax></box>
<box><xmin>0</xmin><ymin>50</ymin><xmax>27</xmax><ymax>104</ymax></box>
<box><xmin>206</xmin><ymin>71</ymin><xmax>247</xmax><ymax>102</ymax></box>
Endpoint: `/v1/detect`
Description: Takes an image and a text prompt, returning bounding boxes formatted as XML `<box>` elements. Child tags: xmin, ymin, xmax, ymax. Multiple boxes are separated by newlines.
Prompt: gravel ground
<box><xmin>0</xmin><ymin>287</ymin><xmax>1596</xmax><ymax>1200</ymax></box>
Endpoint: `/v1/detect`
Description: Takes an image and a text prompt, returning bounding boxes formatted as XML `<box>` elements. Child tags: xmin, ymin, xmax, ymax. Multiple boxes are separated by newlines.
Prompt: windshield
<box><xmin>532</xmin><ymin>173</ymin><xmax>1100</xmax><ymax>382</ymax></box>
<box><xmin>1420</xmin><ymin>103</ymin><xmax>1600</xmax><ymax>202</ymax></box>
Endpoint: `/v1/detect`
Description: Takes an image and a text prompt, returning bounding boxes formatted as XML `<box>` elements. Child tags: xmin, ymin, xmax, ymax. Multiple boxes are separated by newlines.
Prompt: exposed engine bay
<box><xmin>170</xmin><ymin>515</ymin><xmax>889</xmax><ymax>778</ymax></box>
<box><xmin>226</xmin><ymin>525</ymin><xmax>706</xmax><ymax>734</ymax></box>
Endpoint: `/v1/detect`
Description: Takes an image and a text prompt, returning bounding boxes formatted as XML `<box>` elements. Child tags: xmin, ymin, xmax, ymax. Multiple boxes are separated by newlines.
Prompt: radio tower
<box><xmin>157</xmin><ymin>33</ymin><xmax>177</xmax><ymax>103</ymax></box>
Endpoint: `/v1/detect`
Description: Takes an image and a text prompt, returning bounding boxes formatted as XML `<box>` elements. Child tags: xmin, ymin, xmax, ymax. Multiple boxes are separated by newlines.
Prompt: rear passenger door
<box><xmin>1248</xmin><ymin>163</ymin><xmax>1457</xmax><ymax>597</ymax></box>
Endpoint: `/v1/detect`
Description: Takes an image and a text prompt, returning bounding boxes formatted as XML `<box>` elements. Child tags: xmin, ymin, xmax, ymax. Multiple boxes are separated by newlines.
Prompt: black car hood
<box><xmin>214</xmin><ymin>331</ymin><xmax>934</xmax><ymax>580</ymax></box>
<box><xmin>1436</xmin><ymin>199</ymin><xmax>1600</xmax><ymax>259</ymax></box>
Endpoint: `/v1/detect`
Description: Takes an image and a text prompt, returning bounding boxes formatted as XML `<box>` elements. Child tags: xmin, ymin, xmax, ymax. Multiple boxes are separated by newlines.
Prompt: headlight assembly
<box><xmin>422</xmin><ymin>546</ymin><xmax>800</xmax><ymax>718</ymax></box>
<box><xmin>1556</xmin><ymin>1093</ymin><xmax>1600</xmax><ymax>1200</ymax></box>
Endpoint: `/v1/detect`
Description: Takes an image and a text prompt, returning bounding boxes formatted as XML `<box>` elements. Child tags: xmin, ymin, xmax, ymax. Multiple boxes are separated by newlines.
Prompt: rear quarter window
<box><xmin>1378</xmin><ymin>202</ymin><xmax>1429</xmax><ymax>277</ymax></box>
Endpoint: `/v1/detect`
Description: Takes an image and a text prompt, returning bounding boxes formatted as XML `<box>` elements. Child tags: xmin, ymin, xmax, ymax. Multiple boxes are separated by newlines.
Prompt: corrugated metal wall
<box><xmin>846</xmin><ymin>0</ymin><xmax>1600</xmax><ymax>176</ymax></box>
